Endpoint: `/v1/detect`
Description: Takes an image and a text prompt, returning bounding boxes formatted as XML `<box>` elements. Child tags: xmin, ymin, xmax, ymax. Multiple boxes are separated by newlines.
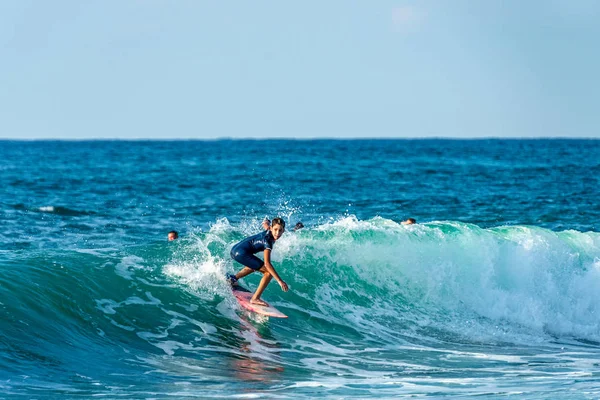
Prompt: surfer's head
<box><xmin>270</xmin><ymin>218</ymin><xmax>286</xmax><ymax>240</ymax></box>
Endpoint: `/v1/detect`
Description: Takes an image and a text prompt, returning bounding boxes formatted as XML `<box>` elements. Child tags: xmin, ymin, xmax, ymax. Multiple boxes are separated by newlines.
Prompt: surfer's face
<box><xmin>270</xmin><ymin>223</ymin><xmax>285</xmax><ymax>240</ymax></box>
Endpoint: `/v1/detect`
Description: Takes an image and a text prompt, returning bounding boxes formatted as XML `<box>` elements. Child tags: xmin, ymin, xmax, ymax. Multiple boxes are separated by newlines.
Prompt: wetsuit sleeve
<box><xmin>264</xmin><ymin>235</ymin><xmax>275</xmax><ymax>251</ymax></box>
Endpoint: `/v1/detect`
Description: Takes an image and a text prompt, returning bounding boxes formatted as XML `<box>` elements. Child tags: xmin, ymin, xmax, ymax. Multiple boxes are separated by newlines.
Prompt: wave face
<box><xmin>167</xmin><ymin>218</ymin><xmax>600</xmax><ymax>343</ymax></box>
<box><xmin>2</xmin><ymin>218</ymin><xmax>600</xmax><ymax>398</ymax></box>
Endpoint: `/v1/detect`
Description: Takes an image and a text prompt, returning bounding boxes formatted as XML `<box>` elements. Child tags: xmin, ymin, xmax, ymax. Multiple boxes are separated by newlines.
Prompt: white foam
<box><xmin>290</xmin><ymin>218</ymin><xmax>600</xmax><ymax>342</ymax></box>
<box><xmin>164</xmin><ymin>258</ymin><xmax>228</xmax><ymax>301</ymax></box>
<box><xmin>114</xmin><ymin>255</ymin><xmax>147</xmax><ymax>280</ymax></box>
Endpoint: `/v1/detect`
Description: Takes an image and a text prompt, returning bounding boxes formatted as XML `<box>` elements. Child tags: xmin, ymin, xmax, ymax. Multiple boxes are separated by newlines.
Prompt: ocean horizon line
<box><xmin>1</xmin><ymin>136</ymin><xmax>599</xmax><ymax>142</ymax></box>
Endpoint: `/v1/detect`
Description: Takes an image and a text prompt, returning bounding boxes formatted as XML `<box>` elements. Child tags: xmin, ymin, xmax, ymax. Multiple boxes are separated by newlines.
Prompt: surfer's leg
<box><xmin>230</xmin><ymin>254</ymin><xmax>263</xmax><ymax>284</ymax></box>
<box><xmin>235</xmin><ymin>267</ymin><xmax>254</xmax><ymax>280</ymax></box>
<box><xmin>250</xmin><ymin>266</ymin><xmax>272</xmax><ymax>306</ymax></box>
<box><xmin>227</xmin><ymin>266</ymin><xmax>252</xmax><ymax>285</ymax></box>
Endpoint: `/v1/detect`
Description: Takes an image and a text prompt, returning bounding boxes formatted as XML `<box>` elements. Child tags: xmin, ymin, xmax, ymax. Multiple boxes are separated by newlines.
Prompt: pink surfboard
<box><xmin>232</xmin><ymin>287</ymin><xmax>288</xmax><ymax>319</ymax></box>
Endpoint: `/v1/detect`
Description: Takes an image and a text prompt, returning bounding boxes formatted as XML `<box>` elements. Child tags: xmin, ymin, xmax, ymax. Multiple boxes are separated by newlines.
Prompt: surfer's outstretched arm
<box><xmin>262</xmin><ymin>249</ymin><xmax>288</xmax><ymax>292</ymax></box>
<box><xmin>250</xmin><ymin>250</ymin><xmax>288</xmax><ymax>305</ymax></box>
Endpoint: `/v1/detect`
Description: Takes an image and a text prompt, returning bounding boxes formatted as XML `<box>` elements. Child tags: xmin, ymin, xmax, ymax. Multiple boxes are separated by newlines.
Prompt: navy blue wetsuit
<box><xmin>230</xmin><ymin>230</ymin><xmax>275</xmax><ymax>271</ymax></box>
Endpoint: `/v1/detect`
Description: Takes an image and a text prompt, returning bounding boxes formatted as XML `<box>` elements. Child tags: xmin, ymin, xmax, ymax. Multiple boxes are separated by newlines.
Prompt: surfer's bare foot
<box><xmin>250</xmin><ymin>298</ymin><xmax>269</xmax><ymax>307</ymax></box>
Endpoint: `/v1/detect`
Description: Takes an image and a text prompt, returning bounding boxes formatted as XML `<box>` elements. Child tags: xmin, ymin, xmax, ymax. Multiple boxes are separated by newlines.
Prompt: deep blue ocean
<box><xmin>1</xmin><ymin>139</ymin><xmax>600</xmax><ymax>399</ymax></box>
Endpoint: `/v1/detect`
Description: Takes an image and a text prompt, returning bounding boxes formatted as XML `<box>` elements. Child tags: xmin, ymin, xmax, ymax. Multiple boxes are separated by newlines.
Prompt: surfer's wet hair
<box><xmin>271</xmin><ymin>217</ymin><xmax>285</xmax><ymax>228</ymax></box>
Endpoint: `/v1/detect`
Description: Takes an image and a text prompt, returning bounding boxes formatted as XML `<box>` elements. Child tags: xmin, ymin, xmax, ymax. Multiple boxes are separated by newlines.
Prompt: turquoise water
<box><xmin>1</xmin><ymin>139</ymin><xmax>600</xmax><ymax>399</ymax></box>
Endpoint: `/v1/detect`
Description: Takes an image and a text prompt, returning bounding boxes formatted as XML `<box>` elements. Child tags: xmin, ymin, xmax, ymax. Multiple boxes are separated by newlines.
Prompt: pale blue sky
<box><xmin>1</xmin><ymin>1</ymin><xmax>599</xmax><ymax>139</ymax></box>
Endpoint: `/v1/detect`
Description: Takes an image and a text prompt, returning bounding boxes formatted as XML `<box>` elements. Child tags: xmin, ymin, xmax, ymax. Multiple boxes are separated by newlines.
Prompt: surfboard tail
<box><xmin>232</xmin><ymin>289</ymin><xmax>288</xmax><ymax>319</ymax></box>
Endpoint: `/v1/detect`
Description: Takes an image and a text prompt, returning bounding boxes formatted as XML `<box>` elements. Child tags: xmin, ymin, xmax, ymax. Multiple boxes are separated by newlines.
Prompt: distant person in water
<box><xmin>168</xmin><ymin>231</ymin><xmax>179</xmax><ymax>241</ymax></box>
<box><xmin>402</xmin><ymin>218</ymin><xmax>416</xmax><ymax>225</ymax></box>
<box><xmin>262</xmin><ymin>217</ymin><xmax>271</xmax><ymax>230</ymax></box>
<box><xmin>228</xmin><ymin>217</ymin><xmax>289</xmax><ymax>306</ymax></box>
<box><xmin>294</xmin><ymin>222</ymin><xmax>304</xmax><ymax>231</ymax></box>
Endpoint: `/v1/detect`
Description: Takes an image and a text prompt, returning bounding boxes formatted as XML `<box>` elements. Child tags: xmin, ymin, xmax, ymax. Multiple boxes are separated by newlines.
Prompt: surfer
<box><xmin>402</xmin><ymin>218</ymin><xmax>416</xmax><ymax>225</ymax></box>
<box><xmin>228</xmin><ymin>217</ymin><xmax>289</xmax><ymax>306</ymax></box>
